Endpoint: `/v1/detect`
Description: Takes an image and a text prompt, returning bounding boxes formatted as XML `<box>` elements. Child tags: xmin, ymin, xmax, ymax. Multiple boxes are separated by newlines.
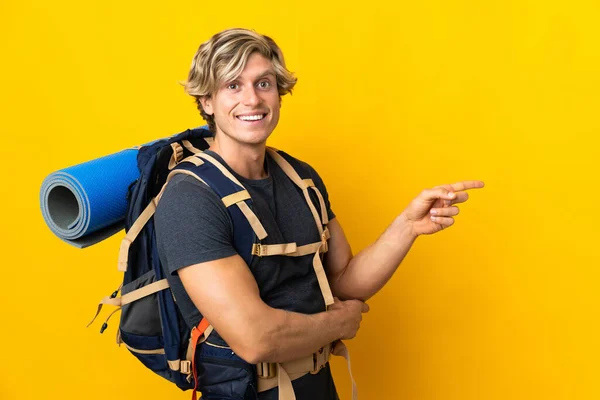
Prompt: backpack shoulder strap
<box><xmin>265</xmin><ymin>147</ymin><xmax>334</xmax><ymax>308</ymax></box>
<box><xmin>168</xmin><ymin>153</ymin><xmax>267</xmax><ymax>266</ymax></box>
<box><xmin>266</xmin><ymin>147</ymin><xmax>329</xmax><ymax>229</ymax></box>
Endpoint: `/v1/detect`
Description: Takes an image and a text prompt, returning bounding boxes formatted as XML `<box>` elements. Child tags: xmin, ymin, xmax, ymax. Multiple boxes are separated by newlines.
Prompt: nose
<box><xmin>242</xmin><ymin>85</ymin><xmax>261</xmax><ymax>107</ymax></box>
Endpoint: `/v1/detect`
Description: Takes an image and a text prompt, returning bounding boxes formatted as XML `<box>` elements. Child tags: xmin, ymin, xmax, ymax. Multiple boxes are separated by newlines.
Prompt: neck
<box><xmin>209</xmin><ymin>133</ymin><xmax>268</xmax><ymax>180</ymax></box>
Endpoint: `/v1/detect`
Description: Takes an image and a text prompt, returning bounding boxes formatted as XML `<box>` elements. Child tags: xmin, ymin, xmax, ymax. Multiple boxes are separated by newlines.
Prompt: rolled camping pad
<box><xmin>40</xmin><ymin>148</ymin><xmax>140</xmax><ymax>248</ymax></box>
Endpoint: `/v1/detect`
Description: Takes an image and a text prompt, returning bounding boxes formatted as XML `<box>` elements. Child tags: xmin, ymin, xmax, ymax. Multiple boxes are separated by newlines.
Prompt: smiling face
<box><xmin>201</xmin><ymin>52</ymin><xmax>281</xmax><ymax>147</ymax></box>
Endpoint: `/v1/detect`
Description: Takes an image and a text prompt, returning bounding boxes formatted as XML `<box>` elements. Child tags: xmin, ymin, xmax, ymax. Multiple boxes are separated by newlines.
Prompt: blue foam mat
<box><xmin>40</xmin><ymin>148</ymin><xmax>140</xmax><ymax>248</ymax></box>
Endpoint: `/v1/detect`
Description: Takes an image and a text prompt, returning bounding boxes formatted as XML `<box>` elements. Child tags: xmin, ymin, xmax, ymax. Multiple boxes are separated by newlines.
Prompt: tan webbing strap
<box><xmin>97</xmin><ymin>296</ymin><xmax>121</xmax><ymax>307</ymax></box>
<box><xmin>258</xmin><ymin>367</ymin><xmax>308</xmax><ymax>394</ymax></box>
<box><xmin>256</xmin><ymin>363</ymin><xmax>299</xmax><ymax>399</ymax></box>
<box><xmin>117</xmin><ymin>168</ymin><xmax>210</xmax><ymax>272</ymax></box>
<box><xmin>312</xmin><ymin>247</ymin><xmax>334</xmax><ymax>307</ymax></box>
<box><xmin>197</xmin><ymin>152</ymin><xmax>269</xmax><ymax>240</ymax></box>
<box><xmin>93</xmin><ymin>279</ymin><xmax>170</xmax><ymax>313</ymax></box>
<box><xmin>332</xmin><ymin>341</ymin><xmax>358</xmax><ymax>400</ymax></box>
<box><xmin>117</xmin><ymin>168</ymin><xmax>179</xmax><ymax>272</ymax></box>
<box><xmin>168</xmin><ymin>359</ymin><xmax>181</xmax><ymax>370</ymax></box>
<box><xmin>252</xmin><ymin>228</ymin><xmax>331</xmax><ymax>307</ymax></box>
<box><xmin>87</xmin><ymin>302</ymin><xmax>118</xmax><ymax>328</ymax></box>
<box><xmin>184</xmin><ymin>325</ymin><xmax>214</xmax><ymax>362</ymax></box>
<box><xmin>265</xmin><ymin>149</ymin><xmax>335</xmax><ymax>309</ymax></box>
<box><xmin>181</xmin><ymin>155</ymin><xmax>204</xmax><ymax>167</ymax></box>
<box><xmin>183</xmin><ymin>324</ymin><xmax>214</xmax><ymax>376</ymax></box>
<box><xmin>251</xmin><ymin>242</ymin><xmax>297</xmax><ymax>257</ymax></box>
<box><xmin>222</xmin><ymin>190</ymin><xmax>251</xmax><ymax>208</ymax></box>
<box><xmin>258</xmin><ymin>342</ymin><xmax>357</xmax><ymax>400</ymax></box>
<box><xmin>302</xmin><ymin>178</ymin><xmax>315</xmax><ymax>187</ymax></box>
<box><xmin>302</xmin><ymin>177</ymin><xmax>327</xmax><ymax>225</ymax></box>
<box><xmin>257</xmin><ymin>344</ymin><xmax>333</xmax><ymax>396</ymax></box>
<box><xmin>303</xmin><ymin>189</ymin><xmax>324</xmax><ymax>235</ymax></box>
<box><xmin>123</xmin><ymin>343</ymin><xmax>165</xmax><ymax>355</ymax></box>
<box><xmin>277</xmin><ymin>364</ymin><xmax>296</xmax><ymax>400</ymax></box>
<box><xmin>119</xmin><ymin>279</ymin><xmax>170</xmax><ymax>306</ymax></box>
<box><xmin>202</xmin><ymin>325</ymin><xmax>214</xmax><ymax>342</ymax></box>
<box><xmin>182</xmin><ymin>140</ymin><xmax>204</xmax><ymax>154</ymax></box>
<box><xmin>118</xmin><ymin>197</ymin><xmax>158</xmax><ymax>272</ymax></box>
<box><xmin>237</xmin><ymin>201</ymin><xmax>268</xmax><ymax>240</ymax></box>
<box><xmin>167</xmin><ymin>168</ymin><xmax>268</xmax><ymax>240</ymax></box>
<box><xmin>266</xmin><ymin>148</ymin><xmax>324</xmax><ymax>235</ymax></box>
<box><xmin>289</xmin><ymin>242</ymin><xmax>321</xmax><ymax>257</ymax></box>
<box><xmin>289</xmin><ymin>228</ymin><xmax>331</xmax><ymax>257</ymax></box>
<box><xmin>168</xmin><ymin>143</ymin><xmax>184</xmax><ymax>170</ymax></box>
<box><xmin>309</xmin><ymin>186</ymin><xmax>329</xmax><ymax>225</ymax></box>
<box><xmin>166</xmin><ymin>169</ymin><xmax>208</xmax><ymax>187</ymax></box>
<box><xmin>197</xmin><ymin>152</ymin><xmax>245</xmax><ymax>187</ymax></box>
<box><xmin>266</xmin><ymin>148</ymin><xmax>308</xmax><ymax>189</ymax></box>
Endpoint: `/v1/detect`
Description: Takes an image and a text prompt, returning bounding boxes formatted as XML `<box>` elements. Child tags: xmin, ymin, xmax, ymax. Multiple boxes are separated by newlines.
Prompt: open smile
<box><xmin>236</xmin><ymin>113</ymin><xmax>268</xmax><ymax>122</ymax></box>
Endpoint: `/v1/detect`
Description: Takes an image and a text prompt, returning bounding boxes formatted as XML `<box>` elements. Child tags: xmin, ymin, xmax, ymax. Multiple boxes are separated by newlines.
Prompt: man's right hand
<box><xmin>328</xmin><ymin>297</ymin><xmax>370</xmax><ymax>340</ymax></box>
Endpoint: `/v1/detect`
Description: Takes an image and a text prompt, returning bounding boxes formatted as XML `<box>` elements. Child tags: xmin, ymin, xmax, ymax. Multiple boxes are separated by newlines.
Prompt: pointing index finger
<box><xmin>450</xmin><ymin>180</ymin><xmax>485</xmax><ymax>192</ymax></box>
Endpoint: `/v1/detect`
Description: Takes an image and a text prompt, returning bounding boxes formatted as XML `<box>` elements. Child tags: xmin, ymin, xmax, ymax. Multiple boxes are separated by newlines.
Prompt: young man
<box><xmin>154</xmin><ymin>28</ymin><xmax>484</xmax><ymax>400</ymax></box>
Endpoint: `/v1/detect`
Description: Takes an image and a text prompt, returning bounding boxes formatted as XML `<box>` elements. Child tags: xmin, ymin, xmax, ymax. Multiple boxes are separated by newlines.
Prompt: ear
<box><xmin>200</xmin><ymin>96</ymin><xmax>213</xmax><ymax>115</ymax></box>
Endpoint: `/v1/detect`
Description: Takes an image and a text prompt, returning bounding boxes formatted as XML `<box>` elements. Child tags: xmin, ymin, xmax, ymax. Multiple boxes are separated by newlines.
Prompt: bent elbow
<box><xmin>234</xmin><ymin>347</ymin><xmax>263</xmax><ymax>365</ymax></box>
<box><xmin>229</xmin><ymin>334</ymin><xmax>270</xmax><ymax>364</ymax></box>
<box><xmin>214</xmin><ymin>306</ymin><xmax>279</xmax><ymax>364</ymax></box>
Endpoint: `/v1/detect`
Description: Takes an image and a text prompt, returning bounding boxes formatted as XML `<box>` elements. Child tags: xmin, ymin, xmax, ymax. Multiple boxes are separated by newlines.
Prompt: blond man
<box><xmin>155</xmin><ymin>28</ymin><xmax>484</xmax><ymax>400</ymax></box>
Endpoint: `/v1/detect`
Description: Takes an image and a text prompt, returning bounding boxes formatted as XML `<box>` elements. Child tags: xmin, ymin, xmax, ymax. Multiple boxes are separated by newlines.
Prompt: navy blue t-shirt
<box><xmin>154</xmin><ymin>150</ymin><xmax>338</xmax><ymax>400</ymax></box>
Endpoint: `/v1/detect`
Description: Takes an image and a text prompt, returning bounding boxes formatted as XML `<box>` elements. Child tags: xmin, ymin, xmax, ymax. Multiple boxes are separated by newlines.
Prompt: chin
<box><xmin>244</xmin><ymin>132</ymin><xmax>272</xmax><ymax>145</ymax></box>
<box><xmin>234</xmin><ymin>127</ymin><xmax>275</xmax><ymax>145</ymax></box>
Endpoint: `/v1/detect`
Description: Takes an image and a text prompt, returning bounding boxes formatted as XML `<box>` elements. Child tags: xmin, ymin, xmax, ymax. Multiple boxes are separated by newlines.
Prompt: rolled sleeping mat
<box><xmin>40</xmin><ymin>148</ymin><xmax>140</xmax><ymax>249</ymax></box>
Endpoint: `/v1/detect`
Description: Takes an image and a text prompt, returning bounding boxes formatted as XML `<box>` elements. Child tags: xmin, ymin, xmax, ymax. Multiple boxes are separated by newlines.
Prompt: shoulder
<box><xmin>271</xmin><ymin>149</ymin><xmax>325</xmax><ymax>183</ymax></box>
<box><xmin>270</xmin><ymin>148</ymin><xmax>336</xmax><ymax>219</ymax></box>
<box><xmin>155</xmin><ymin>172</ymin><xmax>230</xmax><ymax>225</ymax></box>
<box><xmin>159</xmin><ymin>173</ymin><xmax>221</xmax><ymax>205</ymax></box>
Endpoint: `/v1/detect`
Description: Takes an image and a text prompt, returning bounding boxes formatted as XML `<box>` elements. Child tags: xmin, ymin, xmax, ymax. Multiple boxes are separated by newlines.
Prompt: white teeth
<box><xmin>238</xmin><ymin>114</ymin><xmax>264</xmax><ymax>121</ymax></box>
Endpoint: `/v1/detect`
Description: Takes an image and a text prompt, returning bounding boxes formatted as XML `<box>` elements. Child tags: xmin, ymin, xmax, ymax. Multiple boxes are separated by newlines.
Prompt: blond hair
<box><xmin>184</xmin><ymin>28</ymin><xmax>297</xmax><ymax>132</ymax></box>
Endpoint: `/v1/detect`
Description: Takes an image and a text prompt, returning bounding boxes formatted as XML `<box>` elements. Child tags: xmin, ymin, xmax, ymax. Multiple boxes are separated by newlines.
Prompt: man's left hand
<box><xmin>402</xmin><ymin>180</ymin><xmax>485</xmax><ymax>237</ymax></box>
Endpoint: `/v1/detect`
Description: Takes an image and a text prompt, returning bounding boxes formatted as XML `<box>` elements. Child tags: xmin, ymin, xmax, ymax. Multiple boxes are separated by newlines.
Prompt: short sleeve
<box><xmin>154</xmin><ymin>174</ymin><xmax>237</xmax><ymax>275</ymax></box>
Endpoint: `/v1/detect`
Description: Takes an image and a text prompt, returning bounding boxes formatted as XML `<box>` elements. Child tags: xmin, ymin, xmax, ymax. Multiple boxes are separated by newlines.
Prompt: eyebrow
<box><xmin>227</xmin><ymin>70</ymin><xmax>275</xmax><ymax>85</ymax></box>
<box><xmin>254</xmin><ymin>70</ymin><xmax>276</xmax><ymax>80</ymax></box>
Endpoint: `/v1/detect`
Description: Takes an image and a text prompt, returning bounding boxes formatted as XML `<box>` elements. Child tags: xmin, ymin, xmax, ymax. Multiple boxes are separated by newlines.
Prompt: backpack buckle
<box><xmin>320</xmin><ymin>231</ymin><xmax>329</xmax><ymax>253</ymax></box>
<box><xmin>252</xmin><ymin>243</ymin><xmax>265</xmax><ymax>257</ymax></box>
<box><xmin>310</xmin><ymin>345</ymin><xmax>330</xmax><ymax>374</ymax></box>
<box><xmin>180</xmin><ymin>360</ymin><xmax>191</xmax><ymax>375</ymax></box>
<box><xmin>256</xmin><ymin>362</ymin><xmax>277</xmax><ymax>379</ymax></box>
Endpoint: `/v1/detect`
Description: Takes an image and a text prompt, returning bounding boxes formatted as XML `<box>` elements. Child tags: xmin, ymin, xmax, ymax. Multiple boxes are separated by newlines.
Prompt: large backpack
<box><xmin>87</xmin><ymin>126</ymin><xmax>350</xmax><ymax>400</ymax></box>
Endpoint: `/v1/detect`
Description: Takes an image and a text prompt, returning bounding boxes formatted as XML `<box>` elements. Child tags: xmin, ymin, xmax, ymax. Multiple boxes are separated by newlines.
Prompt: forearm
<box><xmin>331</xmin><ymin>212</ymin><xmax>418</xmax><ymax>301</ymax></box>
<box><xmin>253</xmin><ymin>307</ymin><xmax>345</xmax><ymax>364</ymax></box>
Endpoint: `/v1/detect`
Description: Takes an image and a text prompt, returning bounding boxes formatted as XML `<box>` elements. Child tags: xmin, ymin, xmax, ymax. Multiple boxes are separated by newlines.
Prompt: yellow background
<box><xmin>1</xmin><ymin>1</ymin><xmax>598</xmax><ymax>399</ymax></box>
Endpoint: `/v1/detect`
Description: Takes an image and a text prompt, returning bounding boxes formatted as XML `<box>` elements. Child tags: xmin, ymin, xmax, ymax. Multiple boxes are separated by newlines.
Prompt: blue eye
<box><xmin>227</xmin><ymin>83</ymin><xmax>239</xmax><ymax>90</ymax></box>
<box><xmin>257</xmin><ymin>81</ymin><xmax>271</xmax><ymax>89</ymax></box>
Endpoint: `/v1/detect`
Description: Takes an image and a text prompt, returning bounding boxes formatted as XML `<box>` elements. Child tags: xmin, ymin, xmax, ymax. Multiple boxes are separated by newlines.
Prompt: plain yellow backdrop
<box><xmin>1</xmin><ymin>1</ymin><xmax>598</xmax><ymax>399</ymax></box>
